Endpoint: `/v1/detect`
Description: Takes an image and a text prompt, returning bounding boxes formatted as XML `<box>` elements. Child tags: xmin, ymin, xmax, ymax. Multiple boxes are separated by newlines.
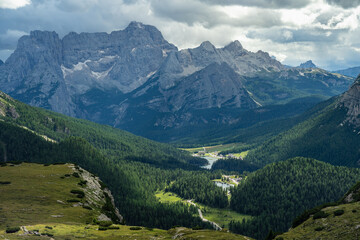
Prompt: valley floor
<box><xmin>155</xmin><ymin>191</ymin><xmax>251</xmax><ymax>229</ymax></box>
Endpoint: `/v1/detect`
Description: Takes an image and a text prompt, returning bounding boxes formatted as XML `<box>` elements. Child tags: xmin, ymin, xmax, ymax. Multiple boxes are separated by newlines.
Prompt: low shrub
<box><xmin>0</xmin><ymin>181</ymin><xmax>11</xmax><ymax>185</ymax></box>
<box><xmin>72</xmin><ymin>172</ymin><xmax>80</xmax><ymax>178</ymax></box>
<box><xmin>315</xmin><ymin>226</ymin><xmax>325</xmax><ymax>231</ymax></box>
<box><xmin>6</xmin><ymin>226</ymin><xmax>20</xmax><ymax>233</ymax></box>
<box><xmin>43</xmin><ymin>233</ymin><xmax>54</xmax><ymax>237</ymax></box>
<box><xmin>67</xmin><ymin>199</ymin><xmax>80</xmax><ymax>203</ymax></box>
<box><xmin>352</xmin><ymin>209</ymin><xmax>357</xmax><ymax>213</ymax></box>
<box><xmin>313</xmin><ymin>211</ymin><xmax>330</xmax><ymax>220</ymax></box>
<box><xmin>108</xmin><ymin>226</ymin><xmax>120</xmax><ymax>230</ymax></box>
<box><xmin>192</xmin><ymin>226</ymin><xmax>203</xmax><ymax>230</ymax></box>
<box><xmin>98</xmin><ymin>227</ymin><xmax>108</xmax><ymax>231</ymax></box>
<box><xmin>130</xmin><ymin>226</ymin><xmax>142</xmax><ymax>230</ymax></box>
<box><xmin>70</xmin><ymin>189</ymin><xmax>85</xmax><ymax>198</ymax></box>
<box><xmin>83</xmin><ymin>205</ymin><xmax>92</xmax><ymax>210</ymax></box>
<box><xmin>45</xmin><ymin>226</ymin><xmax>53</xmax><ymax>229</ymax></box>
<box><xmin>98</xmin><ymin>221</ymin><xmax>113</xmax><ymax>227</ymax></box>
<box><xmin>333</xmin><ymin>209</ymin><xmax>345</xmax><ymax>216</ymax></box>
<box><xmin>78</xmin><ymin>180</ymin><xmax>87</xmax><ymax>187</ymax></box>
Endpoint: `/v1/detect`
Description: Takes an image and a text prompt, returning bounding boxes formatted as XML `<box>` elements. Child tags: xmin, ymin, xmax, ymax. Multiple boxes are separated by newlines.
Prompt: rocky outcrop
<box><xmin>338</xmin><ymin>75</ymin><xmax>360</xmax><ymax>127</ymax></box>
<box><xmin>298</xmin><ymin>60</ymin><xmax>317</xmax><ymax>69</ymax></box>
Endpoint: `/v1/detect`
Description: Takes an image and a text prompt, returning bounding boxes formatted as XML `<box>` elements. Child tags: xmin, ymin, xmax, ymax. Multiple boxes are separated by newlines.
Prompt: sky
<box><xmin>1</xmin><ymin>0</ymin><xmax>360</xmax><ymax>70</ymax></box>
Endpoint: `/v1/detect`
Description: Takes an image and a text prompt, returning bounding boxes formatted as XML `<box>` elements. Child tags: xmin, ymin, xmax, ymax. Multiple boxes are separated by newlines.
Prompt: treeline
<box><xmin>169</xmin><ymin>173</ymin><xmax>228</xmax><ymax>208</ymax></box>
<box><xmin>211</xmin><ymin>158</ymin><xmax>259</xmax><ymax>173</ymax></box>
<box><xmin>229</xmin><ymin>157</ymin><xmax>360</xmax><ymax>239</ymax></box>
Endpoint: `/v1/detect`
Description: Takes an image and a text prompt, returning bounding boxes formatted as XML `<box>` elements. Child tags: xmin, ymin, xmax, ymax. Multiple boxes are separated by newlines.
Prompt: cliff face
<box><xmin>338</xmin><ymin>75</ymin><xmax>360</xmax><ymax>127</ymax></box>
<box><xmin>0</xmin><ymin>22</ymin><xmax>177</xmax><ymax>117</ymax></box>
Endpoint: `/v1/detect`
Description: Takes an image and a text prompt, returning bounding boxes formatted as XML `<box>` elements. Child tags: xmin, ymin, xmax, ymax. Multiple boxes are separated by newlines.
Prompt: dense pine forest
<box><xmin>169</xmin><ymin>173</ymin><xmax>228</xmax><ymax>208</ymax></box>
<box><xmin>229</xmin><ymin>157</ymin><xmax>360</xmax><ymax>239</ymax></box>
<box><xmin>246</xmin><ymin>99</ymin><xmax>360</xmax><ymax>168</ymax></box>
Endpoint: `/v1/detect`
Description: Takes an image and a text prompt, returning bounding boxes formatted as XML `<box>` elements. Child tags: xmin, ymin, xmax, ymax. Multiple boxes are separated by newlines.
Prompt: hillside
<box><xmin>228</xmin><ymin>157</ymin><xmax>360</xmax><ymax>239</ymax></box>
<box><xmin>334</xmin><ymin>66</ymin><xmax>360</xmax><ymax>78</ymax></box>
<box><xmin>0</xmin><ymin>91</ymin><xmax>215</xmax><ymax>230</ymax></box>
<box><xmin>246</xmin><ymin>88</ymin><xmax>360</xmax><ymax>168</ymax></box>
<box><xmin>0</xmin><ymin>91</ymin><xmax>204</xmax><ymax>168</ymax></box>
<box><xmin>0</xmin><ymin>163</ymin><xmax>252</xmax><ymax>240</ymax></box>
<box><xmin>277</xmin><ymin>182</ymin><xmax>360</xmax><ymax>240</ymax></box>
<box><xmin>0</xmin><ymin>162</ymin><xmax>121</xmax><ymax>229</ymax></box>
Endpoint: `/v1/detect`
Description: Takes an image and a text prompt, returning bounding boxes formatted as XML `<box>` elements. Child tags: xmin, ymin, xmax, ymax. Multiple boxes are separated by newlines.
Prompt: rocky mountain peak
<box><xmin>127</xmin><ymin>21</ymin><xmax>146</xmax><ymax>29</ymax></box>
<box><xmin>299</xmin><ymin>60</ymin><xmax>317</xmax><ymax>69</ymax></box>
<box><xmin>224</xmin><ymin>40</ymin><xmax>243</xmax><ymax>52</ymax></box>
<box><xmin>199</xmin><ymin>41</ymin><xmax>216</xmax><ymax>51</ymax></box>
<box><xmin>0</xmin><ymin>59</ymin><xmax>3</xmax><ymax>66</ymax></box>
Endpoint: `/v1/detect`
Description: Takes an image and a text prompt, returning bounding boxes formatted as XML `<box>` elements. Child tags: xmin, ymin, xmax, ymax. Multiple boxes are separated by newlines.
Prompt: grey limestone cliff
<box><xmin>338</xmin><ymin>75</ymin><xmax>360</xmax><ymax>127</ymax></box>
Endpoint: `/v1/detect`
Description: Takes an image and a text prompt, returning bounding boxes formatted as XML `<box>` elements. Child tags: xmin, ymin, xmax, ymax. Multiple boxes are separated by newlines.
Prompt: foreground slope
<box><xmin>247</xmin><ymin>75</ymin><xmax>360</xmax><ymax>168</ymax></box>
<box><xmin>277</xmin><ymin>182</ymin><xmax>360</xmax><ymax>240</ymax></box>
<box><xmin>229</xmin><ymin>157</ymin><xmax>360</xmax><ymax>239</ymax></box>
<box><xmin>0</xmin><ymin>163</ymin><xmax>122</xmax><ymax>228</ymax></box>
<box><xmin>0</xmin><ymin>91</ymin><xmax>214</xmax><ymax>230</ymax></box>
<box><xmin>0</xmin><ymin>163</ymin><xmax>251</xmax><ymax>240</ymax></box>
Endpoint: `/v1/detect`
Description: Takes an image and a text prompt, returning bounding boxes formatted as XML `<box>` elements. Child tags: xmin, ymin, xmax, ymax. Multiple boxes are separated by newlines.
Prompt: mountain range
<box><xmin>0</xmin><ymin>22</ymin><xmax>354</xmax><ymax>142</ymax></box>
<box><xmin>334</xmin><ymin>66</ymin><xmax>360</xmax><ymax>78</ymax></box>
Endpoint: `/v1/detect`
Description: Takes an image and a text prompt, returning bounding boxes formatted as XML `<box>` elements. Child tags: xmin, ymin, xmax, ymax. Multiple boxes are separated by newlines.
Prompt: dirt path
<box><xmin>187</xmin><ymin>200</ymin><xmax>222</xmax><ymax>231</ymax></box>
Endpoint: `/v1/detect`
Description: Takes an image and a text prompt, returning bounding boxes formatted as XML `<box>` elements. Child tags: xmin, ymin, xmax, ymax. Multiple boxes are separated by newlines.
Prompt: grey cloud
<box><xmin>0</xmin><ymin>30</ymin><xmax>28</xmax><ymax>49</ymax></box>
<box><xmin>314</xmin><ymin>11</ymin><xmax>352</xmax><ymax>28</ymax></box>
<box><xmin>325</xmin><ymin>0</ymin><xmax>360</xmax><ymax>9</ymax></box>
<box><xmin>247</xmin><ymin>27</ymin><xmax>347</xmax><ymax>44</ymax></box>
<box><xmin>198</xmin><ymin>0</ymin><xmax>311</xmax><ymax>9</ymax></box>
<box><xmin>150</xmin><ymin>0</ymin><xmax>283</xmax><ymax>28</ymax></box>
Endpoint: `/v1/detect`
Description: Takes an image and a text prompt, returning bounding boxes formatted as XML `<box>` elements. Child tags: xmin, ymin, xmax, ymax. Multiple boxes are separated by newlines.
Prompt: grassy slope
<box><xmin>0</xmin><ymin>225</ymin><xmax>253</xmax><ymax>240</ymax></box>
<box><xmin>277</xmin><ymin>201</ymin><xmax>360</xmax><ymax>240</ymax></box>
<box><xmin>278</xmin><ymin>182</ymin><xmax>360</xmax><ymax>240</ymax></box>
<box><xmin>0</xmin><ymin>163</ymin><xmax>100</xmax><ymax>228</ymax></box>
<box><xmin>0</xmin><ymin>163</ymin><xmax>251</xmax><ymax>240</ymax></box>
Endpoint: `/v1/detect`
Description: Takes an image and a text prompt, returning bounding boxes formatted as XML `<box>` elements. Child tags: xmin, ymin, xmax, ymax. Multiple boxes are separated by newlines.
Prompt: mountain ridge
<box><xmin>0</xmin><ymin>22</ymin><xmax>354</xmax><ymax>142</ymax></box>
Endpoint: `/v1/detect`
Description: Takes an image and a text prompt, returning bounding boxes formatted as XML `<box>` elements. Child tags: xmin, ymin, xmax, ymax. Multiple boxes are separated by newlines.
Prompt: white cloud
<box><xmin>0</xmin><ymin>0</ymin><xmax>31</xmax><ymax>9</ymax></box>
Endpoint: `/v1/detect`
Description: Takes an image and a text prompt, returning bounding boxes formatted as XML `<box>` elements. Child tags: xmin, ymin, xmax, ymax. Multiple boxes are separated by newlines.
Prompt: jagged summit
<box><xmin>298</xmin><ymin>60</ymin><xmax>317</xmax><ymax>69</ymax></box>
<box><xmin>199</xmin><ymin>41</ymin><xmax>216</xmax><ymax>51</ymax></box>
<box><xmin>224</xmin><ymin>40</ymin><xmax>244</xmax><ymax>52</ymax></box>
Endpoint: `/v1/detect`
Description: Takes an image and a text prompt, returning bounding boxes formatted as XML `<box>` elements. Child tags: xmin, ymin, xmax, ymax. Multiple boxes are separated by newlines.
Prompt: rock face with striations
<box><xmin>338</xmin><ymin>75</ymin><xmax>360</xmax><ymax>127</ymax></box>
<box><xmin>0</xmin><ymin>22</ymin><xmax>176</xmax><ymax>117</ymax></box>
<box><xmin>0</xmin><ymin>22</ymin><xmax>354</xmax><ymax>140</ymax></box>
